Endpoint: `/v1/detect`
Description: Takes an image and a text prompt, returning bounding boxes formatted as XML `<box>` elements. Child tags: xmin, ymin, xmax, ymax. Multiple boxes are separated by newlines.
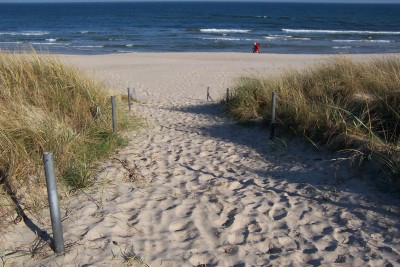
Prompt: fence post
<box><xmin>270</xmin><ymin>91</ymin><xmax>277</xmax><ymax>139</ymax></box>
<box><xmin>127</xmin><ymin>87</ymin><xmax>131</xmax><ymax>111</ymax></box>
<box><xmin>111</xmin><ymin>96</ymin><xmax>117</xmax><ymax>133</ymax></box>
<box><xmin>226</xmin><ymin>88</ymin><xmax>230</xmax><ymax>102</ymax></box>
<box><xmin>43</xmin><ymin>152</ymin><xmax>65</xmax><ymax>254</ymax></box>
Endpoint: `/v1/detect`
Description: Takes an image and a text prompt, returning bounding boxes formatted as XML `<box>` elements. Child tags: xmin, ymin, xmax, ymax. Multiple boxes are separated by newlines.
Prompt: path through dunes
<box><xmin>2</xmin><ymin>53</ymin><xmax>399</xmax><ymax>266</ymax></box>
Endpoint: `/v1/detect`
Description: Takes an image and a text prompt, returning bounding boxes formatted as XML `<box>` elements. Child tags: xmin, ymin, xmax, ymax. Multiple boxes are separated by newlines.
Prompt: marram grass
<box><xmin>225</xmin><ymin>56</ymin><xmax>400</xmax><ymax>186</ymax></box>
<box><xmin>0</xmin><ymin>51</ymin><xmax>137</xmax><ymax>224</ymax></box>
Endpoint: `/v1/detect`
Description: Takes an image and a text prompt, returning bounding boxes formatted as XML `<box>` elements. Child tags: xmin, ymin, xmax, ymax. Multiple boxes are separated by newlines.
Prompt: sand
<box><xmin>1</xmin><ymin>52</ymin><xmax>400</xmax><ymax>266</ymax></box>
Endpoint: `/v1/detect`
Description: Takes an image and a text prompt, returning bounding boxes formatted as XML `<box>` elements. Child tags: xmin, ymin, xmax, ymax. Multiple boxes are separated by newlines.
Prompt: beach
<box><xmin>2</xmin><ymin>52</ymin><xmax>400</xmax><ymax>266</ymax></box>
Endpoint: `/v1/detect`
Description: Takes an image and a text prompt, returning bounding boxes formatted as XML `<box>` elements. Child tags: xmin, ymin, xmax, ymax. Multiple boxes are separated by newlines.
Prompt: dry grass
<box><xmin>0</xmin><ymin>51</ymin><xmax>138</xmax><ymax>225</ymax></box>
<box><xmin>225</xmin><ymin>56</ymin><xmax>400</xmax><ymax>186</ymax></box>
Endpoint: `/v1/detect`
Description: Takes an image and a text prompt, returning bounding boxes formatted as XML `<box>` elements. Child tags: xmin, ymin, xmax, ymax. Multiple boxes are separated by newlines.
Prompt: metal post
<box><xmin>127</xmin><ymin>87</ymin><xmax>131</xmax><ymax>111</ymax></box>
<box><xmin>111</xmin><ymin>96</ymin><xmax>117</xmax><ymax>133</ymax></box>
<box><xmin>270</xmin><ymin>92</ymin><xmax>277</xmax><ymax>139</ymax></box>
<box><xmin>43</xmin><ymin>152</ymin><xmax>64</xmax><ymax>254</ymax></box>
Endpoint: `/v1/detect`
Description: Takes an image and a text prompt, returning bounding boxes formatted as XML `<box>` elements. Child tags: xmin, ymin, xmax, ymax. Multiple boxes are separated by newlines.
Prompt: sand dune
<box><xmin>1</xmin><ymin>53</ymin><xmax>400</xmax><ymax>266</ymax></box>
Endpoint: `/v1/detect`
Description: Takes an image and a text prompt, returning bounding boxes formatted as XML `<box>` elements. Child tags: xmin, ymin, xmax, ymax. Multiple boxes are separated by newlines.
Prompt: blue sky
<box><xmin>0</xmin><ymin>0</ymin><xmax>399</xmax><ymax>3</ymax></box>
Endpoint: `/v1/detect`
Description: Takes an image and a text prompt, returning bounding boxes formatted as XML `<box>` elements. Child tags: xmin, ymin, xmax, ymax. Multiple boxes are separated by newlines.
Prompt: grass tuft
<box><xmin>225</xmin><ymin>56</ymin><xmax>400</xmax><ymax>186</ymax></box>
<box><xmin>0</xmin><ymin>51</ymin><xmax>138</xmax><ymax>224</ymax></box>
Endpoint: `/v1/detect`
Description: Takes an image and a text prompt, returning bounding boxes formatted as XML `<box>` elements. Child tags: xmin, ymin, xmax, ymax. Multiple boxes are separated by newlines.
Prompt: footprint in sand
<box><xmin>169</xmin><ymin>220</ymin><xmax>197</xmax><ymax>242</ymax></box>
<box><xmin>228</xmin><ymin>180</ymin><xmax>243</xmax><ymax>191</ymax></box>
<box><xmin>227</xmin><ymin>232</ymin><xmax>246</xmax><ymax>245</ymax></box>
<box><xmin>189</xmin><ymin>253</ymin><xmax>215</xmax><ymax>266</ymax></box>
<box><xmin>277</xmin><ymin>235</ymin><xmax>298</xmax><ymax>252</ymax></box>
<box><xmin>169</xmin><ymin>220</ymin><xmax>190</xmax><ymax>232</ymax></box>
<box><xmin>269</xmin><ymin>205</ymin><xmax>288</xmax><ymax>221</ymax></box>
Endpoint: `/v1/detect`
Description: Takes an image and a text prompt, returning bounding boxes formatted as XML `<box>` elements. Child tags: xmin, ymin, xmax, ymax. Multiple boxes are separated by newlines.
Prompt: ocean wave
<box><xmin>333</xmin><ymin>39</ymin><xmax>392</xmax><ymax>43</ymax></box>
<box><xmin>0</xmin><ymin>31</ymin><xmax>50</xmax><ymax>36</ymax></box>
<box><xmin>292</xmin><ymin>37</ymin><xmax>311</xmax><ymax>41</ymax></box>
<box><xmin>264</xmin><ymin>35</ymin><xmax>310</xmax><ymax>41</ymax></box>
<box><xmin>92</xmin><ymin>37</ymin><xmax>126</xmax><ymax>41</ymax></box>
<box><xmin>31</xmin><ymin>42</ymin><xmax>59</xmax><ymax>45</ymax></box>
<box><xmin>200</xmin><ymin>28</ymin><xmax>251</xmax><ymax>33</ymax></box>
<box><xmin>45</xmin><ymin>38</ymin><xmax>71</xmax><ymax>43</ymax></box>
<box><xmin>0</xmin><ymin>41</ymin><xmax>23</xmax><ymax>44</ymax></box>
<box><xmin>198</xmin><ymin>37</ymin><xmax>242</xmax><ymax>41</ymax></box>
<box><xmin>74</xmin><ymin>31</ymin><xmax>101</xmax><ymax>35</ymax></box>
<box><xmin>333</xmin><ymin>46</ymin><xmax>352</xmax><ymax>49</ymax></box>
<box><xmin>263</xmin><ymin>35</ymin><xmax>289</xmax><ymax>40</ymax></box>
<box><xmin>282</xmin><ymin>29</ymin><xmax>400</xmax><ymax>35</ymax></box>
<box><xmin>74</xmin><ymin>45</ymin><xmax>103</xmax><ymax>48</ymax></box>
<box><xmin>230</xmin><ymin>15</ymin><xmax>267</xmax><ymax>19</ymax></box>
<box><xmin>103</xmin><ymin>44</ymin><xmax>134</xmax><ymax>48</ymax></box>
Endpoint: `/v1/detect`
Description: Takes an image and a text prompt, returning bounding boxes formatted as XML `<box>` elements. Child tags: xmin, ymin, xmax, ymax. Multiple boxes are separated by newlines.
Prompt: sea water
<box><xmin>0</xmin><ymin>2</ymin><xmax>399</xmax><ymax>54</ymax></box>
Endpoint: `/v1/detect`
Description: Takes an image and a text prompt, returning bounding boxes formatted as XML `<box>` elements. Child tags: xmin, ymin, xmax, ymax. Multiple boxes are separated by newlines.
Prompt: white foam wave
<box><xmin>282</xmin><ymin>29</ymin><xmax>400</xmax><ymax>35</ymax></box>
<box><xmin>0</xmin><ymin>31</ymin><xmax>50</xmax><ymax>36</ymax></box>
<box><xmin>74</xmin><ymin>45</ymin><xmax>103</xmax><ymax>48</ymax></box>
<box><xmin>293</xmin><ymin>37</ymin><xmax>311</xmax><ymax>41</ymax></box>
<box><xmin>32</xmin><ymin>42</ymin><xmax>58</xmax><ymax>45</ymax></box>
<box><xmin>199</xmin><ymin>37</ymin><xmax>241</xmax><ymax>41</ymax></box>
<box><xmin>264</xmin><ymin>35</ymin><xmax>310</xmax><ymax>41</ymax></box>
<box><xmin>333</xmin><ymin>39</ymin><xmax>392</xmax><ymax>43</ymax></box>
<box><xmin>333</xmin><ymin>46</ymin><xmax>352</xmax><ymax>49</ymax></box>
<box><xmin>264</xmin><ymin>36</ymin><xmax>288</xmax><ymax>40</ymax></box>
<box><xmin>46</xmin><ymin>38</ymin><xmax>57</xmax><ymax>42</ymax></box>
<box><xmin>0</xmin><ymin>41</ymin><xmax>23</xmax><ymax>44</ymax></box>
<box><xmin>200</xmin><ymin>28</ymin><xmax>251</xmax><ymax>33</ymax></box>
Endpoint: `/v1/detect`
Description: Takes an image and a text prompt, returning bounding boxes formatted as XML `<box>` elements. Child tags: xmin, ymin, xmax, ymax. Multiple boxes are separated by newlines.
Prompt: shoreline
<box><xmin>51</xmin><ymin>51</ymin><xmax>400</xmax><ymax>56</ymax></box>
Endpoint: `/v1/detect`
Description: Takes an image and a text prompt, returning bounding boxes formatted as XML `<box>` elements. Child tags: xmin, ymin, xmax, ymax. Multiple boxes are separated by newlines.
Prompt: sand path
<box><xmin>2</xmin><ymin>53</ymin><xmax>400</xmax><ymax>266</ymax></box>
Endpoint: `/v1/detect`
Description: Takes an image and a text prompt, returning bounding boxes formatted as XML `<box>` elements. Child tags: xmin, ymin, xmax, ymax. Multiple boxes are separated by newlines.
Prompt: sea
<box><xmin>0</xmin><ymin>1</ymin><xmax>400</xmax><ymax>54</ymax></box>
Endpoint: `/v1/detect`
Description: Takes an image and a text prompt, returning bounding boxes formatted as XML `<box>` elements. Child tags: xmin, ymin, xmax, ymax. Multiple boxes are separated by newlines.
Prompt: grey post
<box><xmin>111</xmin><ymin>96</ymin><xmax>117</xmax><ymax>133</ymax></box>
<box><xmin>270</xmin><ymin>91</ymin><xmax>277</xmax><ymax>139</ymax></box>
<box><xmin>43</xmin><ymin>152</ymin><xmax>65</xmax><ymax>254</ymax></box>
<box><xmin>127</xmin><ymin>87</ymin><xmax>132</xmax><ymax>111</ymax></box>
<box><xmin>207</xmin><ymin>87</ymin><xmax>213</xmax><ymax>101</ymax></box>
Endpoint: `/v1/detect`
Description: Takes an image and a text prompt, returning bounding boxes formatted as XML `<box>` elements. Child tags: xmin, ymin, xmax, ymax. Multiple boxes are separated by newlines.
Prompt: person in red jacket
<box><xmin>253</xmin><ymin>41</ymin><xmax>260</xmax><ymax>53</ymax></box>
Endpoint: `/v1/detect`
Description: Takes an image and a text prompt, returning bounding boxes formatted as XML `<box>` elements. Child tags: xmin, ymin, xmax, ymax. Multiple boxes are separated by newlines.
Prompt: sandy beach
<box><xmin>1</xmin><ymin>52</ymin><xmax>400</xmax><ymax>266</ymax></box>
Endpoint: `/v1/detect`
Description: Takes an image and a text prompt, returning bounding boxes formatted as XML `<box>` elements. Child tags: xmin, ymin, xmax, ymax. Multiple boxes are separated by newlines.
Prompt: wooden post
<box><xmin>270</xmin><ymin>91</ymin><xmax>277</xmax><ymax>139</ymax></box>
<box><xmin>111</xmin><ymin>96</ymin><xmax>117</xmax><ymax>133</ymax></box>
<box><xmin>127</xmin><ymin>87</ymin><xmax>132</xmax><ymax>111</ymax></box>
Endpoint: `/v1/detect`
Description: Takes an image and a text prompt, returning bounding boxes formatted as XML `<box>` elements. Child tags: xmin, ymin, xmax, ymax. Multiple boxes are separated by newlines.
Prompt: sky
<box><xmin>0</xmin><ymin>0</ymin><xmax>399</xmax><ymax>3</ymax></box>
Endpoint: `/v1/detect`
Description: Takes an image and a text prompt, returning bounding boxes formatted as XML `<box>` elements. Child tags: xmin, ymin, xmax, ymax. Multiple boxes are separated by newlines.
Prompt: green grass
<box><xmin>224</xmin><ymin>56</ymin><xmax>400</xmax><ymax>186</ymax></box>
<box><xmin>0</xmin><ymin>51</ymin><xmax>139</xmax><ymax>223</ymax></box>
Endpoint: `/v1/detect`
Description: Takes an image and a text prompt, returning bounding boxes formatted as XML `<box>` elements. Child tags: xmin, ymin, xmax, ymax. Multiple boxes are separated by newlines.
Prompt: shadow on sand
<box><xmin>170</xmin><ymin>102</ymin><xmax>400</xmax><ymax>220</ymax></box>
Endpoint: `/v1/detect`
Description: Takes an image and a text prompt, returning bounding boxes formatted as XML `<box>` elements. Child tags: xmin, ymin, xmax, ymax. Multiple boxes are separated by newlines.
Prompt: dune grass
<box><xmin>224</xmin><ymin>56</ymin><xmax>400</xmax><ymax>186</ymax></box>
<box><xmin>0</xmin><ymin>51</ymin><xmax>138</xmax><ymax>224</ymax></box>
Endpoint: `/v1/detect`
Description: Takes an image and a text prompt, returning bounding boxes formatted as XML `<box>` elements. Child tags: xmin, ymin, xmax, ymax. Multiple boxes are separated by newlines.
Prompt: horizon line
<box><xmin>1</xmin><ymin>0</ymin><xmax>399</xmax><ymax>3</ymax></box>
